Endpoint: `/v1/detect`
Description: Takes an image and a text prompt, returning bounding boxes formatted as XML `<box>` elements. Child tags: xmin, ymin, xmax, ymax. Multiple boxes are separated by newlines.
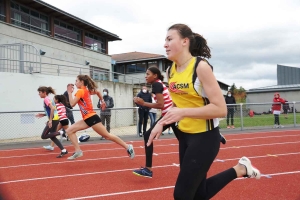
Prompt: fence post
<box><xmin>240</xmin><ymin>103</ymin><xmax>244</xmax><ymax>131</ymax></box>
<box><xmin>19</xmin><ymin>44</ymin><xmax>24</xmax><ymax>73</ymax></box>
<box><xmin>57</xmin><ymin>65</ymin><xmax>60</xmax><ymax>76</ymax></box>
<box><xmin>136</xmin><ymin>107</ymin><xmax>139</xmax><ymax>137</ymax></box>
<box><xmin>293</xmin><ymin>101</ymin><xmax>296</xmax><ymax>127</ymax></box>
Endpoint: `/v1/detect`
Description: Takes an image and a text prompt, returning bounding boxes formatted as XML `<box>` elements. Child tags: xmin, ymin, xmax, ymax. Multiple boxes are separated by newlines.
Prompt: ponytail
<box><xmin>37</xmin><ymin>86</ymin><xmax>55</xmax><ymax>95</ymax></box>
<box><xmin>190</xmin><ymin>33</ymin><xmax>211</xmax><ymax>58</ymax></box>
<box><xmin>77</xmin><ymin>75</ymin><xmax>98</xmax><ymax>93</ymax></box>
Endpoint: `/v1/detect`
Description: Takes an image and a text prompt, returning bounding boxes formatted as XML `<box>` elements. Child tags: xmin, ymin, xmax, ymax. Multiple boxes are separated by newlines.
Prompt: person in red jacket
<box><xmin>272</xmin><ymin>92</ymin><xmax>286</xmax><ymax>128</ymax></box>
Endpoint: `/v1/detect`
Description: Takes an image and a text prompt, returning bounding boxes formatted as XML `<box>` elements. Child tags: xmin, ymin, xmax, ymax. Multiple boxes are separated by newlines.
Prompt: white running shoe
<box><xmin>238</xmin><ymin>156</ymin><xmax>261</xmax><ymax>179</ymax></box>
<box><xmin>127</xmin><ymin>144</ymin><xmax>135</xmax><ymax>159</ymax></box>
<box><xmin>273</xmin><ymin>125</ymin><xmax>279</xmax><ymax>128</ymax></box>
<box><xmin>43</xmin><ymin>145</ymin><xmax>54</xmax><ymax>151</ymax></box>
<box><xmin>67</xmin><ymin>151</ymin><xmax>83</xmax><ymax>160</ymax></box>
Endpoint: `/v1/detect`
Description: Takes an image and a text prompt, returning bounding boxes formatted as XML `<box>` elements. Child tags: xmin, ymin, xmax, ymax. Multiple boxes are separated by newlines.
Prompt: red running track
<box><xmin>0</xmin><ymin>130</ymin><xmax>300</xmax><ymax>200</ymax></box>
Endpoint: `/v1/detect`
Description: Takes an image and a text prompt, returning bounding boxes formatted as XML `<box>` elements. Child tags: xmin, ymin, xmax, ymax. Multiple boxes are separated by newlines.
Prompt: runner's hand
<box><xmin>147</xmin><ymin>123</ymin><xmax>163</xmax><ymax>146</ymax></box>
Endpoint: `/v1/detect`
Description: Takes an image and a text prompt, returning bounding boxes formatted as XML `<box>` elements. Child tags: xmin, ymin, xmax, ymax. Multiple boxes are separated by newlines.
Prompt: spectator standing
<box><xmin>136</xmin><ymin>86</ymin><xmax>152</xmax><ymax>137</ymax></box>
<box><xmin>272</xmin><ymin>92</ymin><xmax>286</xmax><ymax>128</ymax></box>
<box><xmin>97</xmin><ymin>89</ymin><xmax>114</xmax><ymax>140</ymax></box>
<box><xmin>225</xmin><ymin>91</ymin><xmax>236</xmax><ymax>129</ymax></box>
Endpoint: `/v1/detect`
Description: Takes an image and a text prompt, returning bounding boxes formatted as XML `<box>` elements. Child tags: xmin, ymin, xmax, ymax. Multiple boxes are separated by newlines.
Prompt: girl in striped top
<box><xmin>133</xmin><ymin>66</ymin><xmax>176</xmax><ymax>178</ymax></box>
<box><xmin>43</xmin><ymin>95</ymin><xmax>70</xmax><ymax>154</ymax></box>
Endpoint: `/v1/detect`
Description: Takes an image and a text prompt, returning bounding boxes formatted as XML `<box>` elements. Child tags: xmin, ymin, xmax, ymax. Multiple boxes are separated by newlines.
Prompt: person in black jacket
<box><xmin>97</xmin><ymin>89</ymin><xmax>114</xmax><ymax>140</ymax></box>
<box><xmin>225</xmin><ymin>91</ymin><xmax>236</xmax><ymax>128</ymax></box>
<box><xmin>136</xmin><ymin>86</ymin><xmax>152</xmax><ymax>137</ymax></box>
<box><xmin>63</xmin><ymin>83</ymin><xmax>75</xmax><ymax>125</ymax></box>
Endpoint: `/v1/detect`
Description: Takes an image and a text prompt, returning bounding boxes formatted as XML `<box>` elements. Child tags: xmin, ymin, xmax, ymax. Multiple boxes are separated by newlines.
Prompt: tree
<box><xmin>229</xmin><ymin>84</ymin><xmax>247</xmax><ymax>103</ymax></box>
<box><xmin>230</xmin><ymin>83</ymin><xmax>237</xmax><ymax>93</ymax></box>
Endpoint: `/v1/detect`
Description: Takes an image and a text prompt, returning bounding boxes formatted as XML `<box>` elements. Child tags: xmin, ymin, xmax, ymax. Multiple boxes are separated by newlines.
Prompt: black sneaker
<box><xmin>133</xmin><ymin>167</ymin><xmax>153</xmax><ymax>178</ymax></box>
<box><xmin>139</xmin><ymin>133</ymin><xmax>143</xmax><ymax>137</ymax></box>
<box><xmin>56</xmin><ymin>150</ymin><xmax>68</xmax><ymax>158</ymax></box>
<box><xmin>220</xmin><ymin>133</ymin><xmax>226</xmax><ymax>145</ymax></box>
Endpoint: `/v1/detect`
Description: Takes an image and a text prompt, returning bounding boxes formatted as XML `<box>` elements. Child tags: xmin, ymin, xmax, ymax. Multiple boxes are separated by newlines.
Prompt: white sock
<box><xmin>62</xmin><ymin>149</ymin><xmax>67</xmax><ymax>152</ymax></box>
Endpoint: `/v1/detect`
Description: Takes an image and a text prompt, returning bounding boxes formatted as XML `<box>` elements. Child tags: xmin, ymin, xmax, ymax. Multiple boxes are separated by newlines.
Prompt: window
<box><xmin>54</xmin><ymin>20</ymin><xmax>82</xmax><ymax>45</ymax></box>
<box><xmin>163</xmin><ymin>59</ymin><xmax>173</xmax><ymax>71</ymax></box>
<box><xmin>126</xmin><ymin>63</ymin><xmax>136</xmax><ymax>73</ymax></box>
<box><xmin>10</xmin><ymin>1</ymin><xmax>50</xmax><ymax>35</ymax></box>
<box><xmin>148</xmin><ymin>61</ymin><xmax>158</xmax><ymax>68</ymax></box>
<box><xmin>85</xmin><ymin>32</ymin><xmax>106</xmax><ymax>54</ymax></box>
<box><xmin>125</xmin><ymin>62</ymin><xmax>147</xmax><ymax>74</ymax></box>
<box><xmin>0</xmin><ymin>0</ymin><xmax>5</xmax><ymax>21</ymax></box>
<box><xmin>136</xmin><ymin>62</ymin><xmax>147</xmax><ymax>72</ymax></box>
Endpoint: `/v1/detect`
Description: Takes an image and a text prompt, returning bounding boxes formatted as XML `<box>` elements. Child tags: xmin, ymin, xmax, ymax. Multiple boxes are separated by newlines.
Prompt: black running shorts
<box><xmin>84</xmin><ymin>114</ymin><xmax>102</xmax><ymax>127</ymax></box>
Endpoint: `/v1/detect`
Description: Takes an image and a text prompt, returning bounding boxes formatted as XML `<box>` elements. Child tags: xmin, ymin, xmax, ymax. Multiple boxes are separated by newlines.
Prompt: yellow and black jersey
<box><xmin>168</xmin><ymin>57</ymin><xmax>219</xmax><ymax>134</ymax></box>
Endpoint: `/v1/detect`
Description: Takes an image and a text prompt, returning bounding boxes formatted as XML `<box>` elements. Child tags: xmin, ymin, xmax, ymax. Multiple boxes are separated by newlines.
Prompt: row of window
<box><xmin>114</xmin><ymin>61</ymin><xmax>158</xmax><ymax>74</ymax></box>
<box><xmin>0</xmin><ymin>1</ymin><xmax>107</xmax><ymax>54</ymax></box>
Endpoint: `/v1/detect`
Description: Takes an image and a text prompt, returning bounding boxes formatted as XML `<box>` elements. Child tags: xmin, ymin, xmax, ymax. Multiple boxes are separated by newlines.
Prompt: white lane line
<box><xmin>1</xmin><ymin>130</ymin><xmax>298</xmax><ymax>152</ymax></box>
<box><xmin>1</xmin><ymin>134</ymin><xmax>299</xmax><ymax>159</ymax></box>
<box><xmin>0</xmin><ymin>164</ymin><xmax>176</xmax><ymax>185</ymax></box>
<box><xmin>65</xmin><ymin>186</ymin><xmax>175</xmax><ymax>200</ymax></box>
<box><xmin>1</xmin><ymin>151</ymin><xmax>300</xmax><ymax>184</ymax></box>
<box><xmin>1</xmin><ymin>141</ymin><xmax>300</xmax><ymax>169</ymax></box>
<box><xmin>64</xmin><ymin>170</ymin><xmax>300</xmax><ymax>200</ymax></box>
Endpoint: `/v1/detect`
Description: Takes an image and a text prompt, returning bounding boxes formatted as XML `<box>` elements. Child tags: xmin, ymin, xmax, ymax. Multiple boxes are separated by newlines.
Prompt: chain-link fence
<box><xmin>1</xmin><ymin>102</ymin><xmax>300</xmax><ymax>145</ymax></box>
<box><xmin>220</xmin><ymin>101</ymin><xmax>300</xmax><ymax>130</ymax></box>
<box><xmin>0</xmin><ymin>108</ymin><xmax>140</xmax><ymax>145</ymax></box>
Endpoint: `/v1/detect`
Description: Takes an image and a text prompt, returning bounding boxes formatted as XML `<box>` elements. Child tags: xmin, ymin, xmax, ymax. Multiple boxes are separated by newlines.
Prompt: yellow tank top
<box><xmin>168</xmin><ymin>57</ymin><xmax>219</xmax><ymax>134</ymax></box>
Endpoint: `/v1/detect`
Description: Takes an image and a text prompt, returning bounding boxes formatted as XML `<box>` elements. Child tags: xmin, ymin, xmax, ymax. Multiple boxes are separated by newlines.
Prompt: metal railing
<box><xmin>0</xmin><ymin>43</ymin><xmax>41</xmax><ymax>73</ymax></box>
<box><xmin>0</xmin><ymin>43</ymin><xmax>146</xmax><ymax>84</ymax></box>
<box><xmin>1</xmin><ymin>102</ymin><xmax>299</xmax><ymax>145</ymax></box>
<box><xmin>0</xmin><ymin>58</ymin><xmax>146</xmax><ymax>84</ymax></box>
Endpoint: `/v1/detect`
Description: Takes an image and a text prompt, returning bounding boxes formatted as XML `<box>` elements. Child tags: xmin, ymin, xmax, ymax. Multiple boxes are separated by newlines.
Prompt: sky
<box><xmin>44</xmin><ymin>0</ymin><xmax>300</xmax><ymax>90</ymax></box>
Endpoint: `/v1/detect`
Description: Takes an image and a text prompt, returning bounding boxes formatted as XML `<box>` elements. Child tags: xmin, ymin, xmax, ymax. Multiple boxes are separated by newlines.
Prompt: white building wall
<box><xmin>0</xmin><ymin>73</ymin><xmax>135</xmax><ymax>140</ymax></box>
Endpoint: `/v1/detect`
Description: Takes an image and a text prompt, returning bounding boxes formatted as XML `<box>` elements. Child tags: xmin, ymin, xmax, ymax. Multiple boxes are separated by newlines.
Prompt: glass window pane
<box><xmin>20</xmin><ymin>6</ymin><xmax>29</xmax><ymax>14</ymax></box>
<box><xmin>60</xmin><ymin>22</ymin><xmax>66</xmax><ymax>28</ymax></box>
<box><xmin>136</xmin><ymin>62</ymin><xmax>147</xmax><ymax>72</ymax></box>
<box><xmin>31</xmin><ymin>10</ymin><xmax>39</xmax><ymax>18</ymax></box>
<box><xmin>126</xmin><ymin>64</ymin><xmax>136</xmax><ymax>73</ymax></box>
<box><xmin>40</xmin><ymin>14</ymin><xmax>48</xmax><ymax>21</ymax></box>
<box><xmin>54</xmin><ymin>20</ymin><xmax>59</xmax><ymax>25</ymax></box>
<box><xmin>67</xmin><ymin>25</ymin><xmax>73</xmax><ymax>30</ymax></box>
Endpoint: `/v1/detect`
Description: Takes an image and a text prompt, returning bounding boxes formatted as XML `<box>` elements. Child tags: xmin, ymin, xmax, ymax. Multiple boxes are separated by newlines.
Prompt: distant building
<box><xmin>277</xmin><ymin>64</ymin><xmax>300</xmax><ymax>85</ymax></box>
<box><xmin>246</xmin><ymin>65</ymin><xmax>300</xmax><ymax>112</ymax></box>
<box><xmin>112</xmin><ymin>51</ymin><xmax>230</xmax><ymax>95</ymax></box>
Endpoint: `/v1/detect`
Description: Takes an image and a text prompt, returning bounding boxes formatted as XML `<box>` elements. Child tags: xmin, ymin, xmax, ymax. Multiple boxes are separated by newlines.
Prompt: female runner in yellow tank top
<box><xmin>147</xmin><ymin>24</ymin><xmax>261</xmax><ymax>200</ymax></box>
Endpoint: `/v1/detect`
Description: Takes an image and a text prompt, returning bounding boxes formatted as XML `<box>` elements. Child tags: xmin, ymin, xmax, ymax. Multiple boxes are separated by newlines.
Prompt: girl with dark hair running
<box><xmin>147</xmin><ymin>24</ymin><xmax>261</xmax><ymax>200</ymax></box>
<box><xmin>36</xmin><ymin>87</ymin><xmax>68</xmax><ymax>158</ymax></box>
<box><xmin>64</xmin><ymin>75</ymin><xmax>135</xmax><ymax>160</ymax></box>
<box><xmin>43</xmin><ymin>95</ymin><xmax>71</xmax><ymax>152</ymax></box>
<box><xmin>133</xmin><ymin>67</ymin><xmax>174</xmax><ymax>178</ymax></box>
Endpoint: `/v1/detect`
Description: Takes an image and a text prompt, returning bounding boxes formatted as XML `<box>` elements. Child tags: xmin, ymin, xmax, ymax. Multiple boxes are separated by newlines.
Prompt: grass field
<box><xmin>219</xmin><ymin>113</ymin><xmax>300</xmax><ymax>129</ymax></box>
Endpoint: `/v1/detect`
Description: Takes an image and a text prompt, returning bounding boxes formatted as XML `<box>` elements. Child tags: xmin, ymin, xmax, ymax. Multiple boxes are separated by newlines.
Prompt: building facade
<box><xmin>0</xmin><ymin>0</ymin><xmax>120</xmax><ymax>79</ymax></box>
